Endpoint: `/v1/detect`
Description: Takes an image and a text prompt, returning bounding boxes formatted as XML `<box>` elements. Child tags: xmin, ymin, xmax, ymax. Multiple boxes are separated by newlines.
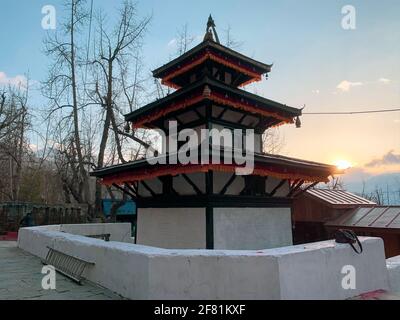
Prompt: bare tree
<box><xmin>0</xmin><ymin>84</ymin><xmax>30</xmax><ymax>201</ymax></box>
<box><xmin>38</xmin><ymin>0</ymin><xmax>156</xmax><ymax>221</ymax></box>
<box><xmin>326</xmin><ymin>176</ymin><xmax>344</xmax><ymax>190</ymax></box>
<box><xmin>223</xmin><ymin>25</ymin><xmax>243</xmax><ymax>49</ymax></box>
<box><xmin>86</xmin><ymin>1</ymin><xmax>152</xmax><ymax>220</ymax></box>
<box><xmin>357</xmin><ymin>181</ymin><xmax>384</xmax><ymax>205</ymax></box>
<box><xmin>175</xmin><ymin>23</ymin><xmax>194</xmax><ymax>56</ymax></box>
<box><xmin>262</xmin><ymin>127</ymin><xmax>285</xmax><ymax>154</ymax></box>
<box><xmin>42</xmin><ymin>0</ymin><xmax>92</xmax><ymax>213</ymax></box>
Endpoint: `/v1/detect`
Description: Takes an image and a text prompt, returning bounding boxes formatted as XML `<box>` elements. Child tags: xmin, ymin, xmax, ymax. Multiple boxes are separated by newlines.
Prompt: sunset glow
<box><xmin>334</xmin><ymin>159</ymin><xmax>352</xmax><ymax>170</ymax></box>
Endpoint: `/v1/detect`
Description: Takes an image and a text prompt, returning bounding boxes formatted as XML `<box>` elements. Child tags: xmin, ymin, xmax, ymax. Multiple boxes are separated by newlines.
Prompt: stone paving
<box><xmin>0</xmin><ymin>241</ymin><xmax>123</xmax><ymax>300</ymax></box>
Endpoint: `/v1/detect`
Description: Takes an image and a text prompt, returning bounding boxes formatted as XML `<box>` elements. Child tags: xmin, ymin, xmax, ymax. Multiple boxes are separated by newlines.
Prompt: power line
<box><xmin>303</xmin><ymin>108</ymin><xmax>400</xmax><ymax>115</ymax></box>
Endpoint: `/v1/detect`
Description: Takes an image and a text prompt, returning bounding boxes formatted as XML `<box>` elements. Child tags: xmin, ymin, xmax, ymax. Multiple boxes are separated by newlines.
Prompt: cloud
<box><xmin>0</xmin><ymin>72</ymin><xmax>27</xmax><ymax>88</ymax></box>
<box><xmin>167</xmin><ymin>38</ymin><xmax>177</xmax><ymax>47</ymax></box>
<box><xmin>336</xmin><ymin>80</ymin><xmax>363</xmax><ymax>92</ymax></box>
<box><xmin>365</xmin><ymin>150</ymin><xmax>400</xmax><ymax>167</ymax></box>
<box><xmin>341</xmin><ymin>166</ymin><xmax>371</xmax><ymax>183</ymax></box>
<box><xmin>378</xmin><ymin>77</ymin><xmax>391</xmax><ymax>84</ymax></box>
<box><xmin>312</xmin><ymin>89</ymin><xmax>320</xmax><ymax>94</ymax></box>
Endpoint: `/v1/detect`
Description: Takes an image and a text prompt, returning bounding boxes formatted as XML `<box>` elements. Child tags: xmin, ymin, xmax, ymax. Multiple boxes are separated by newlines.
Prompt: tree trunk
<box><xmin>70</xmin><ymin>0</ymin><xmax>89</xmax><ymax>204</ymax></box>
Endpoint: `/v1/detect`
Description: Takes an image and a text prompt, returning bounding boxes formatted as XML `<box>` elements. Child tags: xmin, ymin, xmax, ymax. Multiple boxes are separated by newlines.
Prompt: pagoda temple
<box><xmin>91</xmin><ymin>16</ymin><xmax>340</xmax><ymax>250</ymax></box>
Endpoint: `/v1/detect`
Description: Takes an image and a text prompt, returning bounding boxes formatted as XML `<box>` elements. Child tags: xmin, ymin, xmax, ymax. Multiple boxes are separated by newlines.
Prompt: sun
<box><xmin>334</xmin><ymin>159</ymin><xmax>352</xmax><ymax>170</ymax></box>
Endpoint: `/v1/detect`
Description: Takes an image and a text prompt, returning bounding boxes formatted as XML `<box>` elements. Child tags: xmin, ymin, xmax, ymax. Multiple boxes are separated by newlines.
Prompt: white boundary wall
<box><xmin>18</xmin><ymin>224</ymin><xmax>390</xmax><ymax>300</ymax></box>
<box><xmin>387</xmin><ymin>255</ymin><xmax>400</xmax><ymax>293</ymax></box>
<box><xmin>60</xmin><ymin>223</ymin><xmax>134</xmax><ymax>243</ymax></box>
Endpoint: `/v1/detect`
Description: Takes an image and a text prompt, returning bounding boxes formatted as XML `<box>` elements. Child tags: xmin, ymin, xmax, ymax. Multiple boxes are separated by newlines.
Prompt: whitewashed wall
<box><xmin>213</xmin><ymin>208</ymin><xmax>293</xmax><ymax>249</ymax></box>
<box><xmin>60</xmin><ymin>223</ymin><xmax>133</xmax><ymax>243</ymax></box>
<box><xmin>387</xmin><ymin>255</ymin><xmax>400</xmax><ymax>293</ymax></box>
<box><xmin>136</xmin><ymin>208</ymin><xmax>206</xmax><ymax>249</ymax></box>
<box><xmin>18</xmin><ymin>226</ymin><xmax>390</xmax><ymax>300</ymax></box>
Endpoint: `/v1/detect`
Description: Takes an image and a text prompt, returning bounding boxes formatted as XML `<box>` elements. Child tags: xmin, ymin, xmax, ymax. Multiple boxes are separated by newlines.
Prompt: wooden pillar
<box><xmin>205</xmin><ymin>170</ymin><xmax>214</xmax><ymax>249</ymax></box>
<box><xmin>205</xmin><ymin>100</ymin><xmax>214</xmax><ymax>249</ymax></box>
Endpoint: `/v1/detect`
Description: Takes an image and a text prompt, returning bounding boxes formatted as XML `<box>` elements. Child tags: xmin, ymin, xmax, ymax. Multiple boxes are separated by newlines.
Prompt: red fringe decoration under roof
<box><xmin>131</xmin><ymin>89</ymin><xmax>293</xmax><ymax>129</ymax></box>
<box><xmin>160</xmin><ymin>50</ymin><xmax>263</xmax><ymax>89</ymax></box>
<box><xmin>101</xmin><ymin>163</ymin><xmax>330</xmax><ymax>186</ymax></box>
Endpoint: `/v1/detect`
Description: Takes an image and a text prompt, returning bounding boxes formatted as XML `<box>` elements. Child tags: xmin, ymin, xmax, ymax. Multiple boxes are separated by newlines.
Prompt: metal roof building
<box><xmin>293</xmin><ymin>189</ymin><xmax>400</xmax><ymax>258</ymax></box>
<box><xmin>326</xmin><ymin>206</ymin><xmax>400</xmax><ymax>230</ymax></box>
<box><xmin>305</xmin><ymin>189</ymin><xmax>376</xmax><ymax>209</ymax></box>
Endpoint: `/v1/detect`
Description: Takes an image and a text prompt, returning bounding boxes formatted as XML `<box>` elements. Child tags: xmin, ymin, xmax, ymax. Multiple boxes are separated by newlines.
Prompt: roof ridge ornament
<box><xmin>203</xmin><ymin>14</ymin><xmax>220</xmax><ymax>44</ymax></box>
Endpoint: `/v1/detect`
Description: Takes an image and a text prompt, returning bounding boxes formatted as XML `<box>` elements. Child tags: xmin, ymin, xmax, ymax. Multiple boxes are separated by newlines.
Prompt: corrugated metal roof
<box><xmin>305</xmin><ymin>189</ymin><xmax>376</xmax><ymax>208</ymax></box>
<box><xmin>326</xmin><ymin>206</ymin><xmax>400</xmax><ymax>229</ymax></box>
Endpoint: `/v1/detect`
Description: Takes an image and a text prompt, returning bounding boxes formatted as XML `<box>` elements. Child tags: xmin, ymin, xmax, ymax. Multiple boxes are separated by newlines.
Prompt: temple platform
<box><xmin>13</xmin><ymin>223</ymin><xmax>400</xmax><ymax>300</ymax></box>
<box><xmin>0</xmin><ymin>241</ymin><xmax>122</xmax><ymax>300</ymax></box>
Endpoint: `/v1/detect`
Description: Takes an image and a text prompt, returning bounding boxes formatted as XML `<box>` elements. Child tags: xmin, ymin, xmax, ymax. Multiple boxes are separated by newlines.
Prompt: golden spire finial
<box><xmin>203</xmin><ymin>15</ymin><xmax>220</xmax><ymax>43</ymax></box>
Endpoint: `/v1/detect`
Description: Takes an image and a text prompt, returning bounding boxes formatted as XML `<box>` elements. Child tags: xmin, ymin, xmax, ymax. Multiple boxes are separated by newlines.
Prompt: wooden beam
<box><xmin>293</xmin><ymin>181</ymin><xmax>318</xmax><ymax>198</ymax></box>
<box><xmin>287</xmin><ymin>180</ymin><xmax>305</xmax><ymax>198</ymax></box>
<box><xmin>173</xmin><ymin>117</ymin><xmax>184</xmax><ymax>126</ymax></box>
<box><xmin>239</xmin><ymin>177</ymin><xmax>250</xmax><ymax>195</ymax></box>
<box><xmin>212</xmin><ymin>66</ymin><xmax>219</xmax><ymax>77</ymax></box>
<box><xmin>193</xmin><ymin>107</ymin><xmax>204</xmax><ymax>120</ymax></box>
<box><xmin>158</xmin><ymin>176</ymin><xmax>170</xmax><ymax>194</ymax></box>
<box><xmin>290</xmin><ymin>179</ymin><xmax>301</xmax><ymax>189</ymax></box>
<box><xmin>206</xmin><ymin>206</ymin><xmax>214</xmax><ymax>249</ymax></box>
<box><xmin>240</xmin><ymin>176</ymin><xmax>260</xmax><ymax>196</ymax></box>
<box><xmin>112</xmin><ymin>183</ymin><xmax>136</xmax><ymax>200</ymax></box>
<box><xmin>212</xmin><ymin>118</ymin><xmax>250</xmax><ymax>130</ymax></box>
<box><xmin>217</xmin><ymin>107</ymin><xmax>228</xmax><ymax>120</ymax></box>
<box><xmin>125</xmin><ymin>183</ymin><xmax>138</xmax><ymax>197</ymax></box>
<box><xmin>159</xmin><ymin>175</ymin><xmax>180</xmax><ymax>196</ymax></box>
<box><xmin>268</xmin><ymin>179</ymin><xmax>287</xmax><ymax>197</ymax></box>
<box><xmin>177</xmin><ymin>118</ymin><xmax>206</xmax><ymax>131</ymax></box>
<box><xmin>232</xmin><ymin>73</ymin><xmax>243</xmax><ymax>87</ymax></box>
<box><xmin>205</xmin><ymin>170</ymin><xmax>214</xmax><ymax>249</ymax></box>
<box><xmin>140</xmin><ymin>181</ymin><xmax>157</xmax><ymax>197</ymax></box>
<box><xmin>182</xmin><ymin>173</ymin><xmax>203</xmax><ymax>195</ymax></box>
<box><xmin>219</xmin><ymin>173</ymin><xmax>237</xmax><ymax>195</ymax></box>
<box><xmin>136</xmin><ymin>194</ymin><xmax>292</xmax><ymax>208</ymax></box>
<box><xmin>238</xmin><ymin>114</ymin><xmax>247</xmax><ymax>125</ymax></box>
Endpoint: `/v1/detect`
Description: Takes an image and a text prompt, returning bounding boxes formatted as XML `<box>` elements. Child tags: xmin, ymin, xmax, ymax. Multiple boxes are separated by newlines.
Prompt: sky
<box><xmin>0</xmin><ymin>0</ymin><xmax>399</xmax><ymax>184</ymax></box>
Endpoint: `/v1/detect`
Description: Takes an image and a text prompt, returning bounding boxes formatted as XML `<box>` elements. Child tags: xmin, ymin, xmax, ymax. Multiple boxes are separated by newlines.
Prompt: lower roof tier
<box><xmin>91</xmin><ymin>152</ymin><xmax>340</xmax><ymax>186</ymax></box>
<box><xmin>125</xmin><ymin>77</ymin><xmax>301</xmax><ymax>130</ymax></box>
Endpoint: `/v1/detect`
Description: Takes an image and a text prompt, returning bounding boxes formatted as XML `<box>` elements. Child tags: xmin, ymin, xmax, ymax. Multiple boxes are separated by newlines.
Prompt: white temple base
<box><xmin>18</xmin><ymin>224</ymin><xmax>391</xmax><ymax>300</ymax></box>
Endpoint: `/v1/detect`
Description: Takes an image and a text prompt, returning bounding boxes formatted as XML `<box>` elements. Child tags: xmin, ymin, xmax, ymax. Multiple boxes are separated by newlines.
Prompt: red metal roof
<box><xmin>305</xmin><ymin>189</ymin><xmax>376</xmax><ymax>208</ymax></box>
<box><xmin>326</xmin><ymin>206</ymin><xmax>400</xmax><ymax>229</ymax></box>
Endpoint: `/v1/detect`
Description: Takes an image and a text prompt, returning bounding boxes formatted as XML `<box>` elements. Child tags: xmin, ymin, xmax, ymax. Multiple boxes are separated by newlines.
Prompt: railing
<box><xmin>0</xmin><ymin>203</ymin><xmax>87</xmax><ymax>231</ymax></box>
<box><xmin>43</xmin><ymin>246</ymin><xmax>94</xmax><ymax>284</ymax></box>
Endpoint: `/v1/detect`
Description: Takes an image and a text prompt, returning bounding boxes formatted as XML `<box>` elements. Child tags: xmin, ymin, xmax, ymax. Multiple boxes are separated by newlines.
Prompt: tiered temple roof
<box><xmin>91</xmin><ymin>17</ymin><xmax>340</xmax><ymax>187</ymax></box>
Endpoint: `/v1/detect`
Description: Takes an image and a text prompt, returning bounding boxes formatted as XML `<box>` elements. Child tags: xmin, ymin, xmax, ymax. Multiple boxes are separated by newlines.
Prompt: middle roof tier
<box><xmin>125</xmin><ymin>76</ymin><xmax>302</xmax><ymax>133</ymax></box>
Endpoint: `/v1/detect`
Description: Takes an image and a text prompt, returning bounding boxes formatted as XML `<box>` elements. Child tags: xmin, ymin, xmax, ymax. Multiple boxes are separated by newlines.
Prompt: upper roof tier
<box><xmin>153</xmin><ymin>40</ymin><xmax>272</xmax><ymax>89</ymax></box>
